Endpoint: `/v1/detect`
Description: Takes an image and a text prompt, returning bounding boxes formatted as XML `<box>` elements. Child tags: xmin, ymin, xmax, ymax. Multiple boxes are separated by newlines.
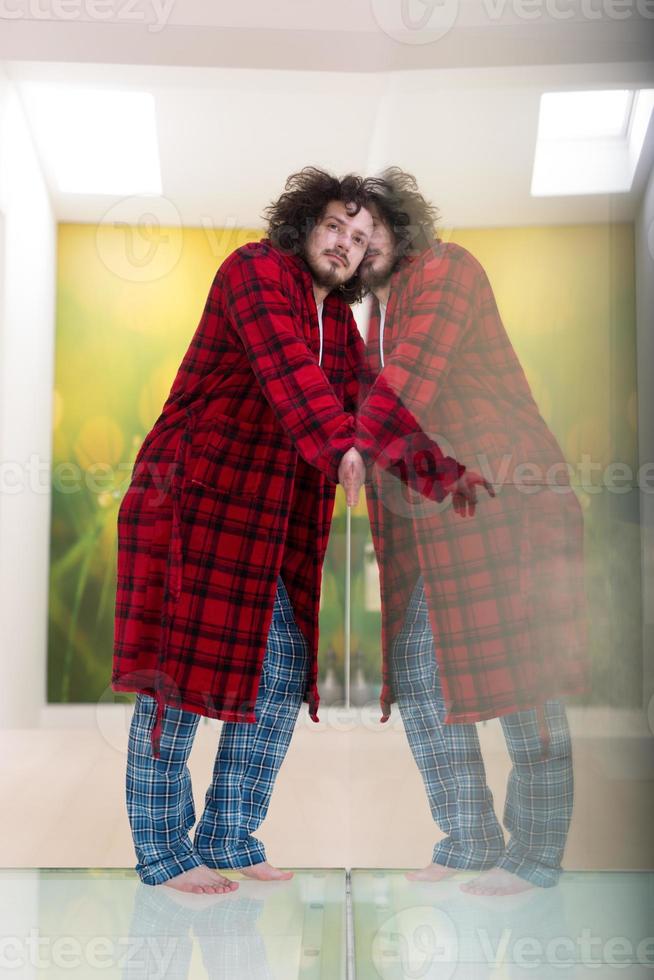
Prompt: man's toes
<box><xmin>208</xmin><ymin>870</ymin><xmax>238</xmax><ymax>890</ymax></box>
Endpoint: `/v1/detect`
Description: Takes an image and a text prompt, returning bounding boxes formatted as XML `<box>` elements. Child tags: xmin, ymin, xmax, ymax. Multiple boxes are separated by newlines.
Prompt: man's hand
<box><xmin>338</xmin><ymin>447</ymin><xmax>365</xmax><ymax>507</ymax></box>
<box><xmin>450</xmin><ymin>470</ymin><xmax>495</xmax><ymax>518</ymax></box>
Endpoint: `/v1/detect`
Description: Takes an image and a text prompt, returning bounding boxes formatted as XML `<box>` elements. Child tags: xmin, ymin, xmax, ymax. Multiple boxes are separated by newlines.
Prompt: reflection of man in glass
<box><xmin>356</xmin><ymin>168</ymin><xmax>591</xmax><ymax>894</ymax></box>
<box><xmin>122</xmin><ymin>882</ymin><xmax>272</xmax><ymax>979</ymax></box>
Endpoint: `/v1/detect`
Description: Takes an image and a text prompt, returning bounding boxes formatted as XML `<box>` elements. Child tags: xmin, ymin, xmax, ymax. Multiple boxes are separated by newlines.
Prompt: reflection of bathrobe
<box><xmin>354</xmin><ymin>242</ymin><xmax>591</xmax><ymax>727</ymax></box>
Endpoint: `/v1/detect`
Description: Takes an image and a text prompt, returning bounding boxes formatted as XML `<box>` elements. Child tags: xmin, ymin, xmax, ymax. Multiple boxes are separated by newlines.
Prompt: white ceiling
<box><xmin>2</xmin><ymin>0</ymin><xmax>653</xmax><ymax>73</ymax></box>
<box><xmin>2</xmin><ymin>2</ymin><xmax>653</xmax><ymax>228</ymax></box>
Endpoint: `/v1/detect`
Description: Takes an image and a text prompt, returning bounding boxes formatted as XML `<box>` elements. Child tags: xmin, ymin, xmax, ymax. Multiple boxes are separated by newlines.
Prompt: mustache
<box><xmin>324</xmin><ymin>250</ymin><xmax>348</xmax><ymax>266</ymax></box>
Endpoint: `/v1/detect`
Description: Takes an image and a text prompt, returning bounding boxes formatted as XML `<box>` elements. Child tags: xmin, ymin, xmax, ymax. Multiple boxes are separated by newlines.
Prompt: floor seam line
<box><xmin>346</xmin><ymin>868</ymin><xmax>354</xmax><ymax>979</ymax></box>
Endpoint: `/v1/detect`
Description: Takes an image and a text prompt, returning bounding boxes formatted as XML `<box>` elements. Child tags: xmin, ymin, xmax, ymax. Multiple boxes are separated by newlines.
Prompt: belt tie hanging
<box><xmin>149</xmin><ymin>405</ymin><xmax>198</xmax><ymax>760</ymax></box>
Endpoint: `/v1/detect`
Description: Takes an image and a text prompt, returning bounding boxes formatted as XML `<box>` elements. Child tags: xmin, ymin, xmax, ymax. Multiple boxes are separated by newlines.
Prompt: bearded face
<box><xmin>359</xmin><ymin>209</ymin><xmax>400</xmax><ymax>290</ymax></box>
<box><xmin>302</xmin><ymin>201</ymin><xmax>373</xmax><ymax>291</ymax></box>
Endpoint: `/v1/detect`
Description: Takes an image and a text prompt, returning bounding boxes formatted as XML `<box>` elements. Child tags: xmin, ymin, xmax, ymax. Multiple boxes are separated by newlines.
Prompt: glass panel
<box><xmin>0</xmin><ymin>868</ymin><xmax>346</xmax><ymax>979</ymax></box>
<box><xmin>351</xmin><ymin>869</ymin><xmax>654</xmax><ymax>977</ymax></box>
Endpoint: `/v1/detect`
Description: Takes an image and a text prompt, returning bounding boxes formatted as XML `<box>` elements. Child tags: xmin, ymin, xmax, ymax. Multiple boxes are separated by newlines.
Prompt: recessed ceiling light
<box><xmin>20</xmin><ymin>85</ymin><xmax>162</xmax><ymax>196</ymax></box>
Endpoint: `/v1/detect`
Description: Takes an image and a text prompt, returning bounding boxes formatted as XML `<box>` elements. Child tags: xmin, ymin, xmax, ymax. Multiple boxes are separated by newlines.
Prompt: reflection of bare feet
<box><xmin>460</xmin><ymin>868</ymin><xmax>535</xmax><ymax>895</ymax></box>
<box><xmin>161</xmin><ymin>865</ymin><xmax>239</xmax><ymax>895</ymax></box>
<box><xmin>405</xmin><ymin>863</ymin><xmax>458</xmax><ymax>882</ymax></box>
<box><xmin>239</xmin><ymin>861</ymin><xmax>294</xmax><ymax>881</ymax></box>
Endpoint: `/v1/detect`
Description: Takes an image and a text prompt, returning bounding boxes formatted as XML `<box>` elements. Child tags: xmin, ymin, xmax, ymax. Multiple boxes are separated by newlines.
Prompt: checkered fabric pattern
<box><xmin>127</xmin><ymin>882</ymin><xmax>269</xmax><ymax>977</ymax></box>
<box><xmin>112</xmin><ymin>239</ymin><xmax>464</xmax><ymax>761</ymax></box>
<box><xmin>392</xmin><ymin>575</ymin><xmax>574</xmax><ymax>888</ymax></box>
<box><xmin>112</xmin><ymin>241</ymin><xmax>355</xmax><ymax>761</ymax></box>
<box><xmin>361</xmin><ymin>242</ymin><xmax>591</xmax><ymax>726</ymax></box>
<box><xmin>126</xmin><ymin>575</ymin><xmax>308</xmax><ymax>886</ymax></box>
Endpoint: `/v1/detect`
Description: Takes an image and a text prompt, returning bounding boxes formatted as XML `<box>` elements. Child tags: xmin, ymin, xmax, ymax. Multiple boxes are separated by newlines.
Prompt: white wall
<box><xmin>635</xmin><ymin>163</ymin><xmax>654</xmax><ymax>718</ymax></box>
<box><xmin>0</xmin><ymin>65</ymin><xmax>56</xmax><ymax>728</ymax></box>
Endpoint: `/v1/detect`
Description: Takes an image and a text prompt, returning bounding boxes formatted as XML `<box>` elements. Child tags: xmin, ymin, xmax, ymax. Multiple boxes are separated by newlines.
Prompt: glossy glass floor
<box><xmin>1</xmin><ymin>869</ymin><xmax>652</xmax><ymax>978</ymax></box>
<box><xmin>351</xmin><ymin>870</ymin><xmax>654</xmax><ymax>979</ymax></box>
<box><xmin>0</xmin><ymin>868</ymin><xmax>346</xmax><ymax>979</ymax></box>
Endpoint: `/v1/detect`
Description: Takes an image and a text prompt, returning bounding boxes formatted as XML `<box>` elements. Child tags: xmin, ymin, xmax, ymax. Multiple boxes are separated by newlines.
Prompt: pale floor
<box><xmin>1</xmin><ymin>707</ymin><xmax>653</xmax><ymax>870</ymax></box>
<box><xmin>0</xmin><ymin>869</ymin><xmax>651</xmax><ymax>978</ymax></box>
<box><xmin>351</xmin><ymin>869</ymin><xmax>654</xmax><ymax>979</ymax></box>
<box><xmin>1</xmin><ymin>709</ymin><xmax>652</xmax><ymax>978</ymax></box>
<box><xmin>0</xmin><ymin>868</ymin><xmax>347</xmax><ymax>979</ymax></box>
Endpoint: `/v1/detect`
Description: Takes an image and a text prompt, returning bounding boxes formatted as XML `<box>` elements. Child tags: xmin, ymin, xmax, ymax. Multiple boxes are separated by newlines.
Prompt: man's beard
<box><xmin>303</xmin><ymin>248</ymin><xmax>351</xmax><ymax>292</ymax></box>
<box><xmin>360</xmin><ymin>254</ymin><xmax>397</xmax><ymax>291</ymax></box>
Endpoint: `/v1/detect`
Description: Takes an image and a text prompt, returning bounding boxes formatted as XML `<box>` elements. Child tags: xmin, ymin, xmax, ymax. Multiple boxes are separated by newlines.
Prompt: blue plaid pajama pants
<box><xmin>391</xmin><ymin>574</ymin><xmax>574</xmax><ymax>888</ymax></box>
<box><xmin>125</xmin><ymin>575</ymin><xmax>309</xmax><ymax>886</ymax></box>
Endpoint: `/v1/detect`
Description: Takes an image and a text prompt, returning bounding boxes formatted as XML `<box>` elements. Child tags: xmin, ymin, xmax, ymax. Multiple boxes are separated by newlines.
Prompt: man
<box><xmin>113</xmin><ymin>168</ymin><xmax>375</xmax><ymax>895</ymax></box>
<box><xmin>112</xmin><ymin>167</ymin><xmax>480</xmax><ymax>896</ymax></box>
<box><xmin>353</xmin><ymin>168</ymin><xmax>591</xmax><ymax>894</ymax></box>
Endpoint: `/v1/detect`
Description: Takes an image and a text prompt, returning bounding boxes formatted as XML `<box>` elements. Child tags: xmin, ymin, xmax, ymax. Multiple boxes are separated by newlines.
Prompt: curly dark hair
<box><xmin>363</xmin><ymin>167</ymin><xmax>441</xmax><ymax>265</ymax></box>
<box><xmin>262</xmin><ymin>166</ymin><xmax>371</xmax><ymax>303</ymax></box>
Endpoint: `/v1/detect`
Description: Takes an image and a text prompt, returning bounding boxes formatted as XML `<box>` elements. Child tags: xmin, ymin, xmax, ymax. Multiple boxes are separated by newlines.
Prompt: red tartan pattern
<box><xmin>356</xmin><ymin>242</ymin><xmax>592</xmax><ymax>725</ymax></box>
<box><xmin>112</xmin><ymin>243</ymin><xmax>357</xmax><ymax>756</ymax></box>
<box><xmin>112</xmin><ymin>240</ymin><xmax>463</xmax><ymax>757</ymax></box>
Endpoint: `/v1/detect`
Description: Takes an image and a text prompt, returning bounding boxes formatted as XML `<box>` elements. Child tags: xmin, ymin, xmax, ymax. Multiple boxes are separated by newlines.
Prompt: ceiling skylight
<box><xmin>20</xmin><ymin>86</ymin><xmax>162</xmax><ymax>196</ymax></box>
<box><xmin>537</xmin><ymin>90</ymin><xmax>633</xmax><ymax>141</ymax></box>
<box><xmin>531</xmin><ymin>88</ymin><xmax>654</xmax><ymax>197</ymax></box>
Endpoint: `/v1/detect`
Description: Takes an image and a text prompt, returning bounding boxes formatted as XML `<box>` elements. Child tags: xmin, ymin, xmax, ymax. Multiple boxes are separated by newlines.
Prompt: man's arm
<box><xmin>342</xmin><ymin>260</ymin><xmax>480</xmax><ymax>501</ymax></box>
<box><xmin>357</xmin><ymin>250</ymin><xmax>480</xmax><ymax>439</ymax></box>
<box><xmin>221</xmin><ymin>247</ymin><xmax>355</xmax><ymax>484</ymax></box>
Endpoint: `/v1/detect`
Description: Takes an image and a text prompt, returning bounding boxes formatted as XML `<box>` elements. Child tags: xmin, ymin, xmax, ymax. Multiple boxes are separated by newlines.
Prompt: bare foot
<box><xmin>239</xmin><ymin>861</ymin><xmax>294</xmax><ymax>881</ymax></box>
<box><xmin>161</xmin><ymin>865</ymin><xmax>239</xmax><ymax>894</ymax></box>
<box><xmin>405</xmin><ymin>863</ymin><xmax>459</xmax><ymax>882</ymax></box>
<box><xmin>460</xmin><ymin>867</ymin><xmax>535</xmax><ymax>896</ymax></box>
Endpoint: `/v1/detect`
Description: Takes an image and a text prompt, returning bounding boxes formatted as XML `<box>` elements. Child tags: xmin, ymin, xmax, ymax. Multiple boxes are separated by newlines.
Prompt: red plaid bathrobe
<box><xmin>352</xmin><ymin>242</ymin><xmax>591</xmax><ymax>753</ymax></box>
<box><xmin>112</xmin><ymin>240</ymin><xmax>462</xmax><ymax>757</ymax></box>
